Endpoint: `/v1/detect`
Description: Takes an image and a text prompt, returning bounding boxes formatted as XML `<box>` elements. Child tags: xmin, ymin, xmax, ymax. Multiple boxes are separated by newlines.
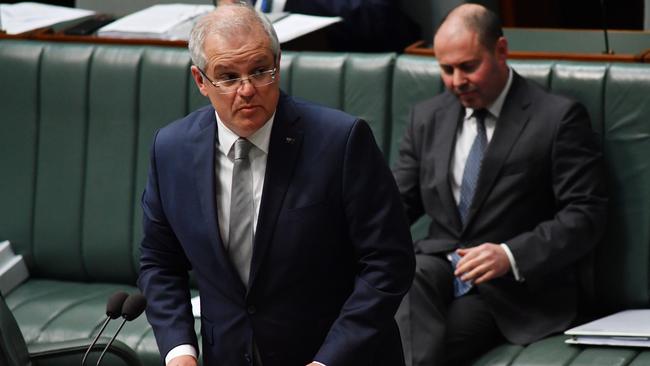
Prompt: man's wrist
<box><xmin>500</xmin><ymin>243</ymin><xmax>525</xmax><ymax>282</ymax></box>
<box><xmin>165</xmin><ymin>344</ymin><xmax>197</xmax><ymax>365</ymax></box>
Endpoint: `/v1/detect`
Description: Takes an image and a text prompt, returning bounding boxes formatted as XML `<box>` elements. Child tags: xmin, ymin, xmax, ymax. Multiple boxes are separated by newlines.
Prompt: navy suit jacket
<box><xmin>139</xmin><ymin>92</ymin><xmax>415</xmax><ymax>366</ymax></box>
<box><xmin>393</xmin><ymin>73</ymin><xmax>607</xmax><ymax>344</ymax></box>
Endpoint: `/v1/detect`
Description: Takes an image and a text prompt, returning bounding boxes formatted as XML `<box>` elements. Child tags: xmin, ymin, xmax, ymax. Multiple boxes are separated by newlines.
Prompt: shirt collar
<box><xmin>464</xmin><ymin>67</ymin><xmax>513</xmax><ymax>120</ymax></box>
<box><xmin>215</xmin><ymin>110</ymin><xmax>275</xmax><ymax>156</ymax></box>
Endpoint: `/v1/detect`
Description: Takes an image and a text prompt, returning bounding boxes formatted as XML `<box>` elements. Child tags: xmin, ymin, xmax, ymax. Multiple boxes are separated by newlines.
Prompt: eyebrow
<box><xmin>210</xmin><ymin>57</ymin><xmax>273</xmax><ymax>74</ymax></box>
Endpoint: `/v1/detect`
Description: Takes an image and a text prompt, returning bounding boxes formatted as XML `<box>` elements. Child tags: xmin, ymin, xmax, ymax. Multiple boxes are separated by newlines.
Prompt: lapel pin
<box><xmin>285</xmin><ymin>137</ymin><xmax>295</xmax><ymax>144</ymax></box>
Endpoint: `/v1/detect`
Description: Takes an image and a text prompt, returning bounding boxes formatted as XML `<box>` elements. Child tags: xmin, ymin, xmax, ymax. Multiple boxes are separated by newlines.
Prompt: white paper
<box><xmin>273</xmin><ymin>13</ymin><xmax>342</xmax><ymax>43</ymax></box>
<box><xmin>97</xmin><ymin>4</ymin><xmax>213</xmax><ymax>40</ymax></box>
<box><xmin>566</xmin><ymin>335</ymin><xmax>650</xmax><ymax>347</ymax></box>
<box><xmin>565</xmin><ymin>309</ymin><xmax>650</xmax><ymax>337</ymax></box>
<box><xmin>565</xmin><ymin>309</ymin><xmax>650</xmax><ymax>347</ymax></box>
<box><xmin>0</xmin><ymin>240</ymin><xmax>29</xmax><ymax>296</ymax></box>
<box><xmin>0</xmin><ymin>2</ymin><xmax>95</xmax><ymax>35</ymax></box>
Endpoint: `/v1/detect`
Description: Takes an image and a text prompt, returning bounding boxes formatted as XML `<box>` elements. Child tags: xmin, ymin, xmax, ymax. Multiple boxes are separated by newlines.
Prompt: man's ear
<box><xmin>190</xmin><ymin>65</ymin><xmax>210</xmax><ymax>97</ymax></box>
<box><xmin>495</xmin><ymin>36</ymin><xmax>508</xmax><ymax>63</ymax></box>
<box><xmin>275</xmin><ymin>51</ymin><xmax>282</xmax><ymax>83</ymax></box>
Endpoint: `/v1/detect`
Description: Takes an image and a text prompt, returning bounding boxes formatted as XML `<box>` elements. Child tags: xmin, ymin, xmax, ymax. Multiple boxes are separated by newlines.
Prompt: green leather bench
<box><xmin>1</xmin><ymin>39</ymin><xmax>650</xmax><ymax>365</ymax></box>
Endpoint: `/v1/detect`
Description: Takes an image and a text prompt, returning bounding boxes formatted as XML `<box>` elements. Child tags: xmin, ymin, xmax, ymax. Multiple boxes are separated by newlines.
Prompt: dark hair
<box><xmin>436</xmin><ymin>5</ymin><xmax>504</xmax><ymax>49</ymax></box>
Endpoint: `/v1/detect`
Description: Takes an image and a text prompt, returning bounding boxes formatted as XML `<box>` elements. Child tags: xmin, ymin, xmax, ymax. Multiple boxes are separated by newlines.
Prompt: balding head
<box><xmin>188</xmin><ymin>3</ymin><xmax>280</xmax><ymax>69</ymax></box>
<box><xmin>435</xmin><ymin>4</ymin><xmax>503</xmax><ymax>52</ymax></box>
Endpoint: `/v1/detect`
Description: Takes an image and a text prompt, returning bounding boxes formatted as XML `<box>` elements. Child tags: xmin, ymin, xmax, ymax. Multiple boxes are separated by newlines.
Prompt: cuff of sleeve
<box><xmin>165</xmin><ymin>344</ymin><xmax>198</xmax><ymax>365</ymax></box>
<box><xmin>500</xmin><ymin>243</ymin><xmax>524</xmax><ymax>282</ymax></box>
<box><xmin>313</xmin><ymin>362</ymin><xmax>327</xmax><ymax>366</ymax></box>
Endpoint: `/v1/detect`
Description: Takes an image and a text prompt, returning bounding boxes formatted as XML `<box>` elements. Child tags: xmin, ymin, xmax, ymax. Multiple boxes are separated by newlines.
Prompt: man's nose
<box><xmin>452</xmin><ymin>70</ymin><xmax>466</xmax><ymax>88</ymax></box>
<box><xmin>237</xmin><ymin>78</ymin><xmax>256</xmax><ymax>97</ymax></box>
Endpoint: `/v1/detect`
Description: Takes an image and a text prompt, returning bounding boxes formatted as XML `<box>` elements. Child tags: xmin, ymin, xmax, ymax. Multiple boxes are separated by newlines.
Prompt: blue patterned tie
<box><xmin>449</xmin><ymin>252</ymin><xmax>473</xmax><ymax>297</ymax></box>
<box><xmin>457</xmin><ymin>109</ymin><xmax>488</xmax><ymax>226</ymax></box>
<box><xmin>452</xmin><ymin>109</ymin><xmax>488</xmax><ymax>297</ymax></box>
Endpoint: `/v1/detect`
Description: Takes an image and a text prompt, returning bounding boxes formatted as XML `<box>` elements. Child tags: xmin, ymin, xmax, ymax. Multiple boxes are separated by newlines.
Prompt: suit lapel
<box><xmin>249</xmin><ymin>93</ymin><xmax>303</xmax><ymax>289</ymax></box>
<box><xmin>190</xmin><ymin>108</ymin><xmax>246</xmax><ymax>295</ymax></box>
<box><xmin>464</xmin><ymin>73</ymin><xmax>531</xmax><ymax>230</ymax></box>
<box><xmin>434</xmin><ymin>98</ymin><xmax>464</xmax><ymax>231</ymax></box>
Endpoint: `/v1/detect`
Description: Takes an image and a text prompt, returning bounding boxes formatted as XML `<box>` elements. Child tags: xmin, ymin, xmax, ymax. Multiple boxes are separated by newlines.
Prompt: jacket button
<box><xmin>247</xmin><ymin>305</ymin><xmax>256</xmax><ymax>314</ymax></box>
<box><xmin>244</xmin><ymin>353</ymin><xmax>252</xmax><ymax>364</ymax></box>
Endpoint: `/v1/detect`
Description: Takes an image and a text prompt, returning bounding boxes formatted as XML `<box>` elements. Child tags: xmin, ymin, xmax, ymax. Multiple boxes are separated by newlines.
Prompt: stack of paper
<box><xmin>273</xmin><ymin>14</ymin><xmax>341</xmax><ymax>43</ymax></box>
<box><xmin>97</xmin><ymin>4</ymin><xmax>213</xmax><ymax>41</ymax></box>
<box><xmin>565</xmin><ymin>309</ymin><xmax>650</xmax><ymax>347</ymax></box>
<box><xmin>0</xmin><ymin>2</ymin><xmax>95</xmax><ymax>35</ymax></box>
<box><xmin>0</xmin><ymin>240</ymin><xmax>29</xmax><ymax>296</ymax></box>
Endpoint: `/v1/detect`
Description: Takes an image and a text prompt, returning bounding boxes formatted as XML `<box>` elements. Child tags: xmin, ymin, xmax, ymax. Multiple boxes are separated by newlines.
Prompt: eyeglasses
<box><xmin>197</xmin><ymin>67</ymin><xmax>277</xmax><ymax>94</ymax></box>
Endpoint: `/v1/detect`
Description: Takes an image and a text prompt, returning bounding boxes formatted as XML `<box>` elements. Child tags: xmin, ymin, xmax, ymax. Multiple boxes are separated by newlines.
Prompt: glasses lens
<box><xmin>216</xmin><ymin>68</ymin><xmax>276</xmax><ymax>94</ymax></box>
<box><xmin>250</xmin><ymin>69</ymin><xmax>276</xmax><ymax>87</ymax></box>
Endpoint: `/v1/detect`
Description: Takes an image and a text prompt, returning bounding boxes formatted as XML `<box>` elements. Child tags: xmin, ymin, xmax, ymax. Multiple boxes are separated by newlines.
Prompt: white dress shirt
<box><xmin>449</xmin><ymin>68</ymin><xmax>523</xmax><ymax>282</ymax></box>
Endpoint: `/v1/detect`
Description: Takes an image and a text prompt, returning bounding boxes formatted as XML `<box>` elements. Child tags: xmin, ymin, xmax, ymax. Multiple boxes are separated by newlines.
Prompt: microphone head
<box><xmin>106</xmin><ymin>292</ymin><xmax>129</xmax><ymax>319</ymax></box>
<box><xmin>121</xmin><ymin>293</ymin><xmax>147</xmax><ymax>321</ymax></box>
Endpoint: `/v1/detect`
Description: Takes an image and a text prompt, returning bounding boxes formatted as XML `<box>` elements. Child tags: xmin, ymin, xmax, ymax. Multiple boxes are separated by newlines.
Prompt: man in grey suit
<box><xmin>394</xmin><ymin>4</ymin><xmax>607</xmax><ymax>365</ymax></box>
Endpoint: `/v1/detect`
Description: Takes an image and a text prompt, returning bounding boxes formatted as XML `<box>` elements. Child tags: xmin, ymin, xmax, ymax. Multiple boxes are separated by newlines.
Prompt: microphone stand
<box><xmin>81</xmin><ymin>316</ymin><xmax>112</xmax><ymax>366</ymax></box>
<box><xmin>599</xmin><ymin>0</ymin><xmax>614</xmax><ymax>54</ymax></box>
<box><xmin>95</xmin><ymin>318</ymin><xmax>128</xmax><ymax>366</ymax></box>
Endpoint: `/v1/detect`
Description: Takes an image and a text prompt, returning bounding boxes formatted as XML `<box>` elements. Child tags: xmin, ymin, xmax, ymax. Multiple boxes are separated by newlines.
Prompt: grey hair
<box><xmin>188</xmin><ymin>3</ymin><xmax>280</xmax><ymax>70</ymax></box>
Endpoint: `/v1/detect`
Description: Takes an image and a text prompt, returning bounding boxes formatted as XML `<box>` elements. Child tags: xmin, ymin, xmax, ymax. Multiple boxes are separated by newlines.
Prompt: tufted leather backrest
<box><xmin>0</xmin><ymin>41</ymin><xmax>195</xmax><ymax>284</ymax></box>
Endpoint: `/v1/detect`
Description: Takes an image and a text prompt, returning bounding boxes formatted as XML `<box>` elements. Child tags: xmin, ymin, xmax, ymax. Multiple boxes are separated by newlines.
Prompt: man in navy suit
<box><xmin>138</xmin><ymin>3</ymin><xmax>414</xmax><ymax>366</ymax></box>
<box><xmin>393</xmin><ymin>4</ymin><xmax>607</xmax><ymax>365</ymax></box>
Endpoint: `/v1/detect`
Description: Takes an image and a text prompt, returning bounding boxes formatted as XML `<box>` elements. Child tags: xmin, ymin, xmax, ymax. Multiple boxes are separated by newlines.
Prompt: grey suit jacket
<box><xmin>393</xmin><ymin>72</ymin><xmax>608</xmax><ymax>344</ymax></box>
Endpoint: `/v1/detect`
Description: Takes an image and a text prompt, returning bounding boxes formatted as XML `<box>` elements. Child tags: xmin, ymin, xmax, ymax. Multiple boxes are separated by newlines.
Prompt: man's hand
<box><xmin>167</xmin><ymin>355</ymin><xmax>198</xmax><ymax>366</ymax></box>
<box><xmin>454</xmin><ymin>243</ymin><xmax>510</xmax><ymax>284</ymax></box>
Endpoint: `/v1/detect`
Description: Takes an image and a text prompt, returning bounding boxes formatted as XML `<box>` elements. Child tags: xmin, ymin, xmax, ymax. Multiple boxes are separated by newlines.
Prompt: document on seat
<box><xmin>272</xmin><ymin>13</ymin><xmax>342</xmax><ymax>43</ymax></box>
<box><xmin>96</xmin><ymin>4</ymin><xmax>213</xmax><ymax>40</ymax></box>
<box><xmin>0</xmin><ymin>240</ymin><xmax>29</xmax><ymax>296</ymax></box>
<box><xmin>0</xmin><ymin>2</ymin><xmax>95</xmax><ymax>35</ymax></box>
<box><xmin>565</xmin><ymin>309</ymin><xmax>650</xmax><ymax>347</ymax></box>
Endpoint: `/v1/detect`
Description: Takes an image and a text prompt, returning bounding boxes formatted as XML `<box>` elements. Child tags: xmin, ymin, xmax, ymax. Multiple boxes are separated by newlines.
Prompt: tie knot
<box><xmin>233</xmin><ymin>138</ymin><xmax>253</xmax><ymax>160</ymax></box>
<box><xmin>473</xmin><ymin>108</ymin><xmax>488</xmax><ymax>123</ymax></box>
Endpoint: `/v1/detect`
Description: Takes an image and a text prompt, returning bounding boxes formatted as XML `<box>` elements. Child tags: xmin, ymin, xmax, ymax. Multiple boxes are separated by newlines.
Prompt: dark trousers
<box><xmin>396</xmin><ymin>254</ymin><xmax>505</xmax><ymax>366</ymax></box>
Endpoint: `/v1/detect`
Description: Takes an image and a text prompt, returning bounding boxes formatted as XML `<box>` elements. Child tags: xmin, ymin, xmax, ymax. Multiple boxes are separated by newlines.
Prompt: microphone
<box><xmin>81</xmin><ymin>291</ymin><xmax>129</xmax><ymax>366</ymax></box>
<box><xmin>95</xmin><ymin>293</ymin><xmax>147</xmax><ymax>366</ymax></box>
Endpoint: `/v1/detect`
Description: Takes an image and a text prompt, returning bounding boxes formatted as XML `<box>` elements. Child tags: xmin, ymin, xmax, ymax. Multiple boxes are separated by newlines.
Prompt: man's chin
<box><xmin>458</xmin><ymin>96</ymin><xmax>484</xmax><ymax>110</ymax></box>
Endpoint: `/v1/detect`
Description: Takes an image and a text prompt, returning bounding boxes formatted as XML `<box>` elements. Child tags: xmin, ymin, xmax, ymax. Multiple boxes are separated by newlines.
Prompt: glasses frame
<box><xmin>197</xmin><ymin>66</ymin><xmax>278</xmax><ymax>94</ymax></box>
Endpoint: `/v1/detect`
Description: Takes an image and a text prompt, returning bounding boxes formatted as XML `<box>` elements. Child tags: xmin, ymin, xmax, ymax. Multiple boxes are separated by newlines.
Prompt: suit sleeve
<box><xmin>137</xmin><ymin>130</ymin><xmax>198</xmax><ymax>358</ymax></box>
<box><xmin>392</xmin><ymin>107</ymin><xmax>426</xmax><ymax>224</ymax></box>
<box><xmin>314</xmin><ymin>119</ymin><xmax>415</xmax><ymax>365</ymax></box>
<box><xmin>507</xmin><ymin>102</ymin><xmax>608</xmax><ymax>279</ymax></box>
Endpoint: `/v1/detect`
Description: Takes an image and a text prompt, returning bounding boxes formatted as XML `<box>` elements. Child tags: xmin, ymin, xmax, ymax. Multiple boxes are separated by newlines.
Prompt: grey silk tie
<box><xmin>228</xmin><ymin>138</ymin><xmax>254</xmax><ymax>287</ymax></box>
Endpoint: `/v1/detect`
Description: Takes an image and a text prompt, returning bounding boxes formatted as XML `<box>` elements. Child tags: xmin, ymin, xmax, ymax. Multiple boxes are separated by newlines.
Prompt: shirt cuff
<box><xmin>500</xmin><ymin>243</ymin><xmax>524</xmax><ymax>282</ymax></box>
<box><xmin>312</xmin><ymin>362</ymin><xmax>327</xmax><ymax>366</ymax></box>
<box><xmin>165</xmin><ymin>344</ymin><xmax>198</xmax><ymax>365</ymax></box>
